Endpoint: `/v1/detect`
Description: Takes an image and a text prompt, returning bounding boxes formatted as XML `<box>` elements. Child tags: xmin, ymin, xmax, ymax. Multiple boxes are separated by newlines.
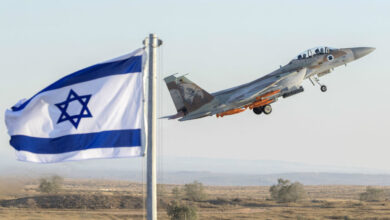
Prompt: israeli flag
<box><xmin>5</xmin><ymin>49</ymin><xmax>146</xmax><ymax>163</ymax></box>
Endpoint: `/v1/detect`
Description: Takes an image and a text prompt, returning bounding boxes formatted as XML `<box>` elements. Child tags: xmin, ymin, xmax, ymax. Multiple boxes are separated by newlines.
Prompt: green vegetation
<box><xmin>38</xmin><ymin>175</ymin><xmax>63</xmax><ymax>194</ymax></box>
<box><xmin>172</xmin><ymin>186</ymin><xmax>182</xmax><ymax>199</ymax></box>
<box><xmin>166</xmin><ymin>200</ymin><xmax>197</xmax><ymax>220</ymax></box>
<box><xmin>359</xmin><ymin>187</ymin><xmax>386</xmax><ymax>202</ymax></box>
<box><xmin>2</xmin><ymin>179</ymin><xmax>390</xmax><ymax>219</ymax></box>
<box><xmin>269</xmin><ymin>178</ymin><xmax>306</xmax><ymax>203</ymax></box>
<box><xmin>184</xmin><ymin>181</ymin><xmax>206</xmax><ymax>201</ymax></box>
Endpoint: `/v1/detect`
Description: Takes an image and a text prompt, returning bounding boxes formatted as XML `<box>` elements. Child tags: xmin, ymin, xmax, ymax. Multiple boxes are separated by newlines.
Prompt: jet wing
<box><xmin>211</xmin><ymin>68</ymin><xmax>307</xmax><ymax>117</ymax></box>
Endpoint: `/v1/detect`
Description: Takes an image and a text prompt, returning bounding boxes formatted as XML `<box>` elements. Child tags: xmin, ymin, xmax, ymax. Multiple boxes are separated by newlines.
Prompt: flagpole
<box><xmin>144</xmin><ymin>33</ymin><xmax>162</xmax><ymax>220</ymax></box>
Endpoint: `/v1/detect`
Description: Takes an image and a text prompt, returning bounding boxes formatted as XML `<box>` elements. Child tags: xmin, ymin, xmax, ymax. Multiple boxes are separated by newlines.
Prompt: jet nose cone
<box><xmin>352</xmin><ymin>47</ymin><xmax>375</xmax><ymax>60</ymax></box>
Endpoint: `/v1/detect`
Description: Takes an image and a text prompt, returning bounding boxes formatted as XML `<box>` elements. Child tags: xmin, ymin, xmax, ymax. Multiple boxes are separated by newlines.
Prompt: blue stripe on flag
<box><xmin>12</xmin><ymin>55</ymin><xmax>143</xmax><ymax>111</ymax></box>
<box><xmin>10</xmin><ymin>129</ymin><xmax>141</xmax><ymax>154</ymax></box>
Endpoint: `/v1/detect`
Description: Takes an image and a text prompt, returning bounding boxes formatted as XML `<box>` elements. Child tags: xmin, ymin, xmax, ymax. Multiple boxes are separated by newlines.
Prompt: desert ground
<box><xmin>1</xmin><ymin>177</ymin><xmax>390</xmax><ymax>219</ymax></box>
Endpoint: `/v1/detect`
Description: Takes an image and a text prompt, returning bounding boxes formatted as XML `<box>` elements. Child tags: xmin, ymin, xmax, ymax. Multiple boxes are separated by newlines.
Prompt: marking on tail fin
<box><xmin>164</xmin><ymin>74</ymin><xmax>214</xmax><ymax>115</ymax></box>
<box><xmin>178</xmin><ymin>82</ymin><xmax>205</xmax><ymax>104</ymax></box>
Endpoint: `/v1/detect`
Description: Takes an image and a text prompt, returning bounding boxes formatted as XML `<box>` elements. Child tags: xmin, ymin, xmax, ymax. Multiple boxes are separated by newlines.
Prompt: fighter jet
<box><xmin>163</xmin><ymin>46</ymin><xmax>375</xmax><ymax>121</ymax></box>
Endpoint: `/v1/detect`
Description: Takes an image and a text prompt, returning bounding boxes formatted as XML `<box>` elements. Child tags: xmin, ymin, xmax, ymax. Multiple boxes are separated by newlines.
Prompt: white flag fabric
<box><xmin>5</xmin><ymin>48</ymin><xmax>146</xmax><ymax>163</ymax></box>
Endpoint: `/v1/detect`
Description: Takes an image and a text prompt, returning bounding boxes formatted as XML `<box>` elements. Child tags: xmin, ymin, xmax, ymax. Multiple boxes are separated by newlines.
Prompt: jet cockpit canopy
<box><xmin>293</xmin><ymin>46</ymin><xmax>334</xmax><ymax>60</ymax></box>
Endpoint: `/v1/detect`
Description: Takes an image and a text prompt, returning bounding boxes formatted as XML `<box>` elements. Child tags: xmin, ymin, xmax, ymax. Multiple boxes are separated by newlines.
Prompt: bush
<box><xmin>166</xmin><ymin>201</ymin><xmax>197</xmax><ymax>220</ymax></box>
<box><xmin>172</xmin><ymin>186</ymin><xmax>182</xmax><ymax>199</ymax></box>
<box><xmin>359</xmin><ymin>187</ymin><xmax>386</xmax><ymax>202</ymax></box>
<box><xmin>26</xmin><ymin>198</ymin><xmax>38</xmax><ymax>209</ymax></box>
<box><xmin>269</xmin><ymin>178</ymin><xmax>306</xmax><ymax>203</ymax></box>
<box><xmin>184</xmin><ymin>181</ymin><xmax>206</xmax><ymax>201</ymax></box>
<box><xmin>38</xmin><ymin>175</ymin><xmax>63</xmax><ymax>194</ymax></box>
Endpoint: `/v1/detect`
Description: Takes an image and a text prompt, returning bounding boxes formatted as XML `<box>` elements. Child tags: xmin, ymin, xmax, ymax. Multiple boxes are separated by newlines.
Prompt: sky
<box><xmin>0</xmin><ymin>0</ymin><xmax>389</xmax><ymax>175</ymax></box>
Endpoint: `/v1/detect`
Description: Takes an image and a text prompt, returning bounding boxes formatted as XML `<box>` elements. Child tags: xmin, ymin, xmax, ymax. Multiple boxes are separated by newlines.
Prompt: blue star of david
<box><xmin>55</xmin><ymin>89</ymin><xmax>92</xmax><ymax>129</ymax></box>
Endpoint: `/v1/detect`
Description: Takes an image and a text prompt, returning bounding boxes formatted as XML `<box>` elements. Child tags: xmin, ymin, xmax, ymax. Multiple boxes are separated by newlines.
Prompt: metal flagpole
<box><xmin>144</xmin><ymin>33</ymin><xmax>162</xmax><ymax>220</ymax></box>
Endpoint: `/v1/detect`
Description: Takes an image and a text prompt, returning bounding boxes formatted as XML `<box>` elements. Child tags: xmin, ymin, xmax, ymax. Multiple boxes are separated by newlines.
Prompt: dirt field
<box><xmin>1</xmin><ymin>178</ymin><xmax>390</xmax><ymax>219</ymax></box>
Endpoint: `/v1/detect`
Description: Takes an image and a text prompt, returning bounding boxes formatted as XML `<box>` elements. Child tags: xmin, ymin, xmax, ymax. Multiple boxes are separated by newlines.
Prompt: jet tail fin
<box><xmin>164</xmin><ymin>74</ymin><xmax>214</xmax><ymax>115</ymax></box>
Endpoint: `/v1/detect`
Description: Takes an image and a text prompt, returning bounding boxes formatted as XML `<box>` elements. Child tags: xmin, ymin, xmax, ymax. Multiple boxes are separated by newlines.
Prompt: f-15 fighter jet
<box><xmin>163</xmin><ymin>46</ymin><xmax>375</xmax><ymax>121</ymax></box>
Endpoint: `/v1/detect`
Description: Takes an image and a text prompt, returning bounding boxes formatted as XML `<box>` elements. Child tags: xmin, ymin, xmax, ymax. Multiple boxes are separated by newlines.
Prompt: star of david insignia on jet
<box><xmin>55</xmin><ymin>89</ymin><xmax>92</xmax><ymax>129</ymax></box>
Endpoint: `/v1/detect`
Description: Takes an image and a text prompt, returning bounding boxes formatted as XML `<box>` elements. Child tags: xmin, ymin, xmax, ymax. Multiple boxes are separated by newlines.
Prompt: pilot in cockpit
<box><xmin>295</xmin><ymin>47</ymin><xmax>331</xmax><ymax>61</ymax></box>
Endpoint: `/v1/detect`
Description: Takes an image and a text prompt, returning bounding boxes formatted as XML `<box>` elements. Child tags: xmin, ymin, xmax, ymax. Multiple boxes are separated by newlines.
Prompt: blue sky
<box><xmin>1</xmin><ymin>0</ymin><xmax>389</xmax><ymax>174</ymax></box>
